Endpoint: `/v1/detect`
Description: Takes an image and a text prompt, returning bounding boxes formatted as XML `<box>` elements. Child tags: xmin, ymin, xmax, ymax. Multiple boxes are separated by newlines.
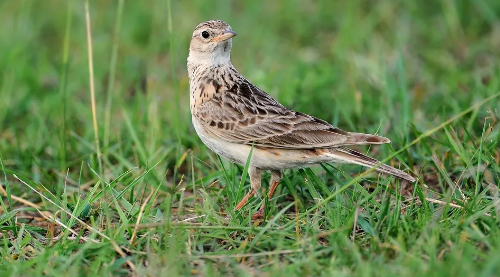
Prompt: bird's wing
<box><xmin>193</xmin><ymin>79</ymin><xmax>390</xmax><ymax>149</ymax></box>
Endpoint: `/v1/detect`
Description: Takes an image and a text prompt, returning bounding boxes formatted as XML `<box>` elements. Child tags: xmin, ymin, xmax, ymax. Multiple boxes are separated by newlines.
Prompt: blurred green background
<box><xmin>1</xmin><ymin>0</ymin><xmax>499</xmax><ymax>276</ymax></box>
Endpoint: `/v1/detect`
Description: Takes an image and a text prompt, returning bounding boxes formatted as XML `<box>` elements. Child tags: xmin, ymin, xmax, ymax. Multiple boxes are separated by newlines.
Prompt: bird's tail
<box><xmin>328</xmin><ymin>147</ymin><xmax>416</xmax><ymax>182</ymax></box>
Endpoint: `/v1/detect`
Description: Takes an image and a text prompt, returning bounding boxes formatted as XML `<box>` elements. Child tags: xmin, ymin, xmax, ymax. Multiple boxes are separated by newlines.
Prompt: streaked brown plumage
<box><xmin>188</xmin><ymin>20</ymin><xmax>416</xmax><ymax>219</ymax></box>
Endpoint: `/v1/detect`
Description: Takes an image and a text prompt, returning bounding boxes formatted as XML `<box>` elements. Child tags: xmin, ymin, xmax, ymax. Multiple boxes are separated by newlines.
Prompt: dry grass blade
<box><xmin>130</xmin><ymin>188</ymin><xmax>155</xmax><ymax>245</ymax></box>
<box><xmin>84</xmin><ymin>0</ymin><xmax>102</xmax><ymax>174</ymax></box>
<box><xmin>424</xmin><ymin>197</ymin><xmax>464</xmax><ymax>209</ymax></box>
<box><xmin>0</xmin><ymin>181</ymin><xmax>42</xmax><ymax>211</ymax></box>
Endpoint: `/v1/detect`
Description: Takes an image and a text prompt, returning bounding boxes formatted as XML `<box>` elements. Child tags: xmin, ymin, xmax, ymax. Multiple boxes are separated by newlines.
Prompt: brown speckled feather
<box><xmin>192</xmin><ymin>68</ymin><xmax>390</xmax><ymax>149</ymax></box>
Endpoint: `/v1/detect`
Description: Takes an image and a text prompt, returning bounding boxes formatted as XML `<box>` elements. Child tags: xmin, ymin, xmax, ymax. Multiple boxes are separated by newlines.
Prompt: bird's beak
<box><xmin>211</xmin><ymin>30</ymin><xmax>237</xmax><ymax>42</ymax></box>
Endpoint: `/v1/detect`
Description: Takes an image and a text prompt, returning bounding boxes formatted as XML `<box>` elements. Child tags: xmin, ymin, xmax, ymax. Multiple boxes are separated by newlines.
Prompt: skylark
<box><xmin>187</xmin><ymin>20</ymin><xmax>416</xmax><ymax>219</ymax></box>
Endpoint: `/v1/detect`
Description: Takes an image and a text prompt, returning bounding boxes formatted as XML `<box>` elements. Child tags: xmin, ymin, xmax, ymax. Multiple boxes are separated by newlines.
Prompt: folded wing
<box><xmin>193</xmin><ymin>79</ymin><xmax>390</xmax><ymax>149</ymax></box>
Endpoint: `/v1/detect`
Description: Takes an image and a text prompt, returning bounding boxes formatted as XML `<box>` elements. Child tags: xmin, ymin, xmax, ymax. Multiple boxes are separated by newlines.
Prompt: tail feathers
<box><xmin>329</xmin><ymin>147</ymin><xmax>416</xmax><ymax>182</ymax></box>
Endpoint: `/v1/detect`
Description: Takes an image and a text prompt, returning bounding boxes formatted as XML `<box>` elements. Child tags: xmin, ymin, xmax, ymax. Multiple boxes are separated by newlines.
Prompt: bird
<box><xmin>187</xmin><ymin>20</ymin><xmax>416</xmax><ymax>219</ymax></box>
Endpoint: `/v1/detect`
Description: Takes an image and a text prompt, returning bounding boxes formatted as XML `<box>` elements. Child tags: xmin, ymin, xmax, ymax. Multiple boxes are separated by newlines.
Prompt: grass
<box><xmin>1</xmin><ymin>0</ymin><xmax>500</xmax><ymax>276</ymax></box>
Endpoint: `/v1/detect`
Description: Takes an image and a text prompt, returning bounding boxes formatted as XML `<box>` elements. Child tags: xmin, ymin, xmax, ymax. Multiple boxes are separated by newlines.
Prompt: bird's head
<box><xmin>188</xmin><ymin>20</ymin><xmax>237</xmax><ymax>67</ymax></box>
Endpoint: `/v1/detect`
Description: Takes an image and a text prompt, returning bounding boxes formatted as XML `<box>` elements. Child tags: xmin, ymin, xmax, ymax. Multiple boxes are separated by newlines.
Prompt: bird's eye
<box><xmin>201</xmin><ymin>31</ymin><xmax>210</xmax><ymax>39</ymax></box>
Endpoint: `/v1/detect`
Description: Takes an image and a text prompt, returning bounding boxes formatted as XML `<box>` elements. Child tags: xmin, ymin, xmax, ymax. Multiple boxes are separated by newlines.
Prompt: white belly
<box><xmin>191</xmin><ymin>117</ymin><xmax>345</xmax><ymax>170</ymax></box>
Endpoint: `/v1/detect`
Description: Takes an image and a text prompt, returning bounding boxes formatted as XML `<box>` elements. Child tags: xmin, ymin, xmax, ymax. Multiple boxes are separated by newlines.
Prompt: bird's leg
<box><xmin>234</xmin><ymin>167</ymin><xmax>262</xmax><ymax>211</ymax></box>
<box><xmin>252</xmin><ymin>170</ymin><xmax>282</xmax><ymax>219</ymax></box>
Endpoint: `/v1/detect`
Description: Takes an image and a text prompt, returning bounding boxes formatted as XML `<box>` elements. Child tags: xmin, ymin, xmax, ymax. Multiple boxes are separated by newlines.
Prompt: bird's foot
<box><xmin>234</xmin><ymin>189</ymin><xmax>256</xmax><ymax>211</ymax></box>
<box><xmin>251</xmin><ymin>204</ymin><xmax>266</xmax><ymax>220</ymax></box>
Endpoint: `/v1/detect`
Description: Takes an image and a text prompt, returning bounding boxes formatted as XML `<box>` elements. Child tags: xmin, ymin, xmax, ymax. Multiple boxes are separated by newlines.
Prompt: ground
<box><xmin>1</xmin><ymin>0</ymin><xmax>500</xmax><ymax>276</ymax></box>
